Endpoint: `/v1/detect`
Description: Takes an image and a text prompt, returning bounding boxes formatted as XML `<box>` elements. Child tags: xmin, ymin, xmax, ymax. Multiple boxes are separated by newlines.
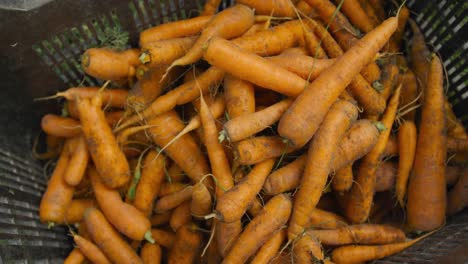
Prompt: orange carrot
<box><xmin>237</xmin><ymin>0</ymin><xmax>296</xmax><ymax>17</ymax></box>
<box><xmin>409</xmin><ymin>20</ymin><xmax>431</xmax><ymax>88</ymax></box>
<box><xmin>222</xmin><ymin>98</ymin><xmax>292</xmax><ymax>142</ymax></box>
<box><xmin>201</xmin><ymin>0</ymin><xmax>222</xmax><ymax>15</ymax></box>
<box><xmin>375</xmin><ymin>162</ymin><xmax>397</xmax><ymax>192</ymax></box>
<box><xmin>140</xmin><ymin>36</ymin><xmax>196</xmax><ymax>66</ymax></box>
<box><xmin>268</xmin><ymin>53</ymin><xmax>335</xmax><ymax>81</ymax></box>
<box><xmin>346</xmin><ymin>86</ymin><xmax>401</xmax><ymax>224</ymax></box>
<box><xmin>168</xmin><ymin>224</ymin><xmax>202</xmax><ymax>264</ymax></box>
<box><xmin>215</xmin><ymin>220</ymin><xmax>243</xmax><ymax>257</ymax></box>
<box><xmin>293</xmin><ymin>234</ymin><xmax>324</xmax><ymax>263</ymax></box>
<box><xmin>167</xmin><ymin>163</ymin><xmax>187</xmax><ymax>182</ymax></box>
<box><xmin>407</xmin><ymin>55</ymin><xmax>447</xmax><ymax>231</ymax></box>
<box><xmin>41</xmin><ymin>114</ymin><xmax>81</xmax><ymax>138</ymax></box>
<box><xmin>361</xmin><ymin>0</ymin><xmax>384</xmax><ymax>21</ymax></box>
<box><xmin>151</xmin><ymin>212</ymin><xmax>172</xmax><ymax>227</ymax></box>
<box><xmin>333</xmin><ymin>164</ymin><xmax>353</xmax><ymax>192</ymax></box>
<box><xmin>296</xmin><ymin>0</ymin><xmax>313</xmax><ymax>15</ymax></box>
<box><xmin>76</xmin><ymin>94</ymin><xmax>130</xmax><ymax>188</ymax></box>
<box><xmin>154</xmin><ymin>185</ymin><xmax>193</xmax><ymax>212</ymax></box>
<box><xmin>389</xmin><ymin>6</ymin><xmax>410</xmax><ymax>52</ymax></box>
<box><xmin>64</xmin><ymin>248</ymin><xmax>86</xmax><ymax>264</ymax></box>
<box><xmin>307</xmin><ymin>208</ymin><xmax>348</xmax><ymax>229</ymax></box>
<box><xmin>234</xmin><ymin>136</ymin><xmax>297</xmax><ymax>165</ymax></box>
<box><xmin>170</xmin><ymin>201</ymin><xmax>192</xmax><ymax>232</ymax></box>
<box><xmin>159</xmin><ymin>182</ymin><xmax>189</xmax><ymax>197</ymax></box>
<box><xmin>151</xmin><ymin>229</ymin><xmax>176</xmax><ymax>249</ymax></box>
<box><xmin>447</xmin><ymin>137</ymin><xmax>468</xmax><ymax>153</ymax></box>
<box><xmin>81</xmin><ymin>48</ymin><xmax>140</xmax><ymax>80</ymax></box>
<box><xmin>302</xmin><ymin>24</ymin><xmax>328</xmax><ymax>58</ymax></box>
<box><xmin>64</xmin><ymin>135</ymin><xmax>89</xmax><ymax>186</ymax></box>
<box><xmin>170</xmin><ymin>4</ymin><xmax>254</xmax><ymax>68</ymax></box>
<box><xmin>224</xmin><ymin>74</ymin><xmax>255</xmax><ymax>118</ymax></box>
<box><xmin>133</xmin><ymin>150</ymin><xmax>166</xmax><ymax>216</ymax></box>
<box><xmin>84</xmin><ymin>208</ymin><xmax>142</xmax><ymax>263</ymax></box>
<box><xmin>223</xmin><ymin>194</ymin><xmax>292</xmax><ymax>264</ymax></box>
<box><xmin>140</xmin><ymin>243</ymin><xmax>162</xmax><ymax>264</ymax></box>
<box><xmin>383</xmin><ymin>135</ymin><xmax>398</xmax><ymax>157</ymax></box>
<box><xmin>279</xmin><ymin>17</ymin><xmax>397</xmax><ymax>147</ymax></box>
<box><xmin>399</xmin><ymin>70</ymin><xmax>419</xmax><ymax>121</ymax></box>
<box><xmin>191</xmin><ymin>182</ymin><xmax>212</xmax><ymax>217</ymax></box>
<box><xmin>396</xmin><ymin>121</ymin><xmax>417</xmax><ymax>206</ymax></box>
<box><xmin>337</xmin><ymin>0</ymin><xmax>379</xmax><ymax>32</ymax></box>
<box><xmin>216</xmin><ymin>159</ymin><xmax>275</xmax><ymax>222</ymax></box>
<box><xmin>89</xmin><ymin>167</ymin><xmax>152</xmax><ymax>241</ymax></box>
<box><xmin>63</xmin><ymin>199</ymin><xmax>96</xmax><ymax>224</ymax></box>
<box><xmin>304</xmin><ymin>0</ymin><xmax>359</xmax><ymax>36</ymax></box>
<box><xmin>289</xmin><ymin>100</ymin><xmax>358</xmax><ymax>240</ymax></box>
<box><xmin>139</xmin><ymin>16</ymin><xmax>212</xmax><ymax>46</ymax></box>
<box><xmin>251</xmin><ymin>229</ymin><xmax>286</xmax><ymax>264</ymax></box>
<box><xmin>73</xmin><ymin>234</ymin><xmax>111</xmax><ymax>264</ymax></box>
<box><xmin>380</xmin><ymin>64</ymin><xmax>400</xmax><ymax>101</ymax></box>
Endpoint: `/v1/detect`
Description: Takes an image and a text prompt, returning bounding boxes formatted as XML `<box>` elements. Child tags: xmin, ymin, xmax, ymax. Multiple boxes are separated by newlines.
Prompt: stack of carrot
<box><xmin>36</xmin><ymin>0</ymin><xmax>468</xmax><ymax>263</ymax></box>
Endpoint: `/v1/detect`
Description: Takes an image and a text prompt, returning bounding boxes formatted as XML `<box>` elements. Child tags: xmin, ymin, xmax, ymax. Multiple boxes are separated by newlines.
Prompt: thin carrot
<box><xmin>304</xmin><ymin>0</ymin><xmax>359</xmax><ymax>36</ymax></box>
<box><xmin>167</xmin><ymin>163</ymin><xmax>187</xmax><ymax>182</ymax></box>
<box><xmin>151</xmin><ymin>212</ymin><xmax>171</xmax><ymax>227</ymax></box>
<box><xmin>251</xmin><ymin>229</ymin><xmax>286</xmax><ymax>264</ymax></box>
<box><xmin>224</xmin><ymin>74</ymin><xmax>255</xmax><ymax>118</ymax></box>
<box><xmin>64</xmin><ymin>248</ymin><xmax>86</xmax><ymax>264</ymax></box>
<box><xmin>89</xmin><ymin>167</ymin><xmax>152</xmax><ymax>241</ymax></box>
<box><xmin>170</xmin><ymin>201</ymin><xmax>192</xmax><ymax>232</ymax></box>
<box><xmin>73</xmin><ymin>234</ymin><xmax>111</xmax><ymax>264</ymax></box>
<box><xmin>307</xmin><ymin>208</ymin><xmax>348</xmax><ymax>229</ymax></box>
<box><xmin>396</xmin><ymin>121</ymin><xmax>417</xmax><ymax>206</ymax></box>
<box><xmin>168</xmin><ymin>224</ymin><xmax>202</xmax><ymax>264</ymax></box>
<box><xmin>140</xmin><ymin>243</ymin><xmax>162</xmax><ymax>264</ymax></box>
<box><xmin>337</xmin><ymin>0</ymin><xmax>379</xmax><ymax>32</ymax></box>
<box><xmin>63</xmin><ymin>199</ymin><xmax>96</xmax><ymax>224</ymax></box>
<box><xmin>139</xmin><ymin>16</ymin><xmax>212</xmax><ymax>46</ymax></box>
<box><xmin>84</xmin><ymin>208</ymin><xmax>142</xmax><ymax>263</ymax></box>
<box><xmin>301</xmin><ymin>24</ymin><xmax>328</xmax><ymax>58</ymax></box>
<box><xmin>407</xmin><ymin>55</ymin><xmax>447</xmax><ymax>231</ymax></box>
<box><xmin>345</xmin><ymin>86</ymin><xmax>401</xmax><ymax>224</ymax></box>
<box><xmin>169</xmin><ymin>4</ymin><xmax>254</xmax><ymax>68</ymax></box>
<box><xmin>81</xmin><ymin>48</ymin><xmax>140</xmax><ymax>80</ymax></box>
<box><xmin>64</xmin><ymin>135</ymin><xmax>89</xmax><ymax>186</ymax></box>
<box><xmin>41</xmin><ymin>114</ymin><xmax>81</xmax><ymax>138</ymax></box>
<box><xmin>223</xmin><ymin>194</ymin><xmax>292</xmax><ymax>264</ymax></box>
<box><xmin>288</xmin><ymin>100</ymin><xmax>358</xmax><ymax>240</ymax></box>
<box><xmin>159</xmin><ymin>182</ymin><xmax>188</xmax><ymax>197</ymax></box>
<box><xmin>267</xmin><ymin>53</ymin><xmax>335</xmax><ymax>80</ymax></box>
<box><xmin>151</xmin><ymin>228</ymin><xmax>176</xmax><ymax>249</ymax></box>
<box><xmin>333</xmin><ymin>164</ymin><xmax>354</xmax><ymax>192</ymax></box>
<box><xmin>389</xmin><ymin>6</ymin><xmax>410</xmax><ymax>52</ymax></box>
<box><xmin>361</xmin><ymin>0</ymin><xmax>385</xmax><ymax>21</ymax></box>
<box><xmin>233</xmin><ymin>136</ymin><xmax>297</xmax><ymax>165</ymax></box>
<box><xmin>140</xmin><ymin>37</ymin><xmax>196</xmax><ymax>66</ymax></box>
<box><xmin>154</xmin><ymin>185</ymin><xmax>193</xmax><ymax>212</ymax></box>
<box><xmin>237</xmin><ymin>0</ymin><xmax>296</xmax><ymax>17</ymax></box>
<box><xmin>201</xmin><ymin>0</ymin><xmax>222</xmax><ymax>15</ymax></box>
<box><xmin>215</xmin><ymin>220</ymin><xmax>243</xmax><ymax>257</ymax></box>
<box><xmin>380</xmin><ymin>64</ymin><xmax>400</xmax><ymax>101</ymax></box>
<box><xmin>191</xmin><ymin>182</ymin><xmax>212</xmax><ymax>217</ymax></box>
<box><xmin>293</xmin><ymin>234</ymin><xmax>324</xmax><ymax>263</ymax></box>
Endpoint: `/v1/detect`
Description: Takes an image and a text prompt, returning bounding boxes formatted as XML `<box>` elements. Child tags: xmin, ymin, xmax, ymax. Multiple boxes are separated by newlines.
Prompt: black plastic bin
<box><xmin>0</xmin><ymin>0</ymin><xmax>466</xmax><ymax>262</ymax></box>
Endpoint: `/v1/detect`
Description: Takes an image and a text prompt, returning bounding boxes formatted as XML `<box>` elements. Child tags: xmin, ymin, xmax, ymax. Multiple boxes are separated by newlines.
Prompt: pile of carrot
<box><xmin>35</xmin><ymin>0</ymin><xmax>468</xmax><ymax>263</ymax></box>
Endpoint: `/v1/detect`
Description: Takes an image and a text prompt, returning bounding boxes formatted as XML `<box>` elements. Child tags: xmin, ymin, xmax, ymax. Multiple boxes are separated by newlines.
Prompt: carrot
<box><xmin>170</xmin><ymin>4</ymin><xmax>254</xmax><ymax>68</ymax></box>
<box><xmin>409</xmin><ymin>20</ymin><xmax>431</xmax><ymax>88</ymax></box>
<box><xmin>280</xmin><ymin>17</ymin><xmax>397</xmax><ymax>147</ymax></box>
<box><xmin>84</xmin><ymin>208</ymin><xmax>142</xmax><ymax>263</ymax></box>
<box><xmin>61</xmin><ymin>87</ymin><xmax>129</xmax><ymax>109</ymax></box>
<box><xmin>446</xmin><ymin>166</ymin><xmax>466</xmax><ymax>186</ymax></box>
<box><xmin>383</xmin><ymin>135</ymin><xmax>398</xmax><ymax>157</ymax></box>
<box><xmin>407</xmin><ymin>55</ymin><xmax>447</xmax><ymax>231</ymax></box>
<box><xmin>289</xmin><ymin>100</ymin><xmax>358</xmax><ymax>240</ymax></box>
<box><xmin>307</xmin><ymin>208</ymin><xmax>348</xmax><ymax>229</ymax></box>
<box><xmin>380</xmin><ymin>64</ymin><xmax>400</xmax><ymax>101</ymax></box>
<box><xmin>133</xmin><ymin>150</ymin><xmax>166</xmax><ymax>216</ymax></box>
<box><xmin>64</xmin><ymin>135</ymin><xmax>89</xmax><ymax>186</ymax></box>
<box><xmin>234</xmin><ymin>136</ymin><xmax>297</xmax><ymax>165</ymax></box>
<box><xmin>224</xmin><ymin>74</ymin><xmax>255</xmax><ymax>118</ymax></box>
<box><xmin>168</xmin><ymin>224</ymin><xmax>202</xmax><ymax>264</ymax></box>
<box><xmin>307</xmin><ymin>224</ymin><xmax>405</xmax><ymax>246</ymax></box>
<box><xmin>223</xmin><ymin>194</ymin><xmax>292</xmax><ymax>264</ymax></box>
<box><xmin>147</xmin><ymin>111</ymin><xmax>210</xmax><ymax>183</ymax></box>
<box><xmin>333</xmin><ymin>164</ymin><xmax>353</xmax><ymax>192</ymax></box>
<box><xmin>73</xmin><ymin>234</ymin><xmax>111</xmax><ymax>264</ymax></box>
<box><xmin>39</xmin><ymin>140</ymin><xmax>74</xmax><ymax>223</ymax></box>
<box><xmin>76</xmin><ymin>94</ymin><xmax>130</xmax><ymax>188</ymax></box>
<box><xmin>375</xmin><ymin>162</ymin><xmax>397</xmax><ymax>192</ymax></box>
<box><xmin>304</xmin><ymin>0</ymin><xmax>359</xmax><ymax>36</ymax></box>
<box><xmin>201</xmin><ymin>0</ymin><xmax>222</xmax><ymax>15</ymax></box>
<box><xmin>222</xmin><ymin>98</ymin><xmax>293</xmax><ymax>142</ymax></box>
<box><xmin>399</xmin><ymin>70</ymin><xmax>419</xmax><ymax>121</ymax></box>
<box><xmin>167</xmin><ymin>163</ymin><xmax>186</xmax><ymax>182</ymax></box>
<box><xmin>191</xmin><ymin>182</ymin><xmax>212</xmax><ymax>217</ymax></box>
<box><xmin>301</xmin><ymin>24</ymin><xmax>328</xmax><ymax>59</ymax></box>
<box><xmin>447</xmin><ymin>137</ymin><xmax>468</xmax><ymax>153</ymax></box>
<box><xmin>346</xmin><ymin>86</ymin><xmax>401</xmax><ymax>224</ymax></box>
<box><xmin>216</xmin><ymin>159</ymin><xmax>275</xmax><ymax>222</ymax></box>
<box><xmin>89</xmin><ymin>167</ymin><xmax>152</xmax><ymax>241</ymax></box>
<box><xmin>396</xmin><ymin>121</ymin><xmax>417</xmax><ymax>206</ymax></box>
<box><xmin>170</xmin><ymin>201</ymin><xmax>192</xmax><ymax>232</ymax></box>
<box><xmin>159</xmin><ymin>182</ymin><xmax>188</xmax><ymax>197</ymax></box>
<box><xmin>361</xmin><ymin>0</ymin><xmax>385</xmax><ymax>21</ymax></box>
<box><xmin>214</xmin><ymin>220</ymin><xmax>242</xmax><ymax>257</ymax></box>
<box><xmin>331</xmin><ymin>231</ymin><xmax>436</xmax><ymax>264</ymax></box>
<box><xmin>139</xmin><ymin>16</ymin><xmax>212</xmax><ymax>46</ymax></box>
<box><xmin>140</xmin><ymin>37</ymin><xmax>196</xmax><ymax>66</ymax></box>
<box><xmin>41</xmin><ymin>114</ymin><xmax>81</xmax><ymax>138</ymax></box>
<box><xmin>151</xmin><ymin>212</ymin><xmax>171</xmax><ymax>226</ymax></box>
<box><xmin>81</xmin><ymin>48</ymin><xmax>140</xmax><ymax>80</ymax></box>
<box><xmin>251</xmin><ymin>229</ymin><xmax>286</xmax><ymax>264</ymax></box>
<box><xmin>140</xmin><ymin>243</ymin><xmax>162</xmax><ymax>264</ymax></box>
<box><xmin>63</xmin><ymin>199</ymin><xmax>96</xmax><ymax>224</ymax></box>
<box><xmin>292</xmin><ymin>234</ymin><xmax>324</xmax><ymax>263</ymax></box>
<box><xmin>337</xmin><ymin>0</ymin><xmax>379</xmax><ymax>32</ymax></box>
<box><xmin>268</xmin><ymin>53</ymin><xmax>335</xmax><ymax>81</ymax></box>
<box><xmin>64</xmin><ymin>248</ymin><xmax>86</xmax><ymax>264</ymax></box>
<box><xmin>237</xmin><ymin>0</ymin><xmax>296</xmax><ymax>17</ymax></box>
<box><xmin>154</xmin><ymin>185</ymin><xmax>193</xmax><ymax>212</ymax></box>
<box><xmin>151</xmin><ymin>228</ymin><xmax>176</xmax><ymax>248</ymax></box>
<box><xmin>198</xmin><ymin>93</ymin><xmax>234</xmax><ymax>196</ymax></box>
<box><xmin>296</xmin><ymin>0</ymin><xmax>313</xmax><ymax>15</ymax></box>
<box><xmin>447</xmin><ymin>170</ymin><xmax>468</xmax><ymax>215</ymax></box>
<box><xmin>389</xmin><ymin>6</ymin><xmax>410</xmax><ymax>52</ymax></box>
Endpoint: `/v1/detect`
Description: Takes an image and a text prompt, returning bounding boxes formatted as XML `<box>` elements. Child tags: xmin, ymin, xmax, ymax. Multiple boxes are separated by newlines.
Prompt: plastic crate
<box><xmin>0</xmin><ymin>0</ymin><xmax>466</xmax><ymax>262</ymax></box>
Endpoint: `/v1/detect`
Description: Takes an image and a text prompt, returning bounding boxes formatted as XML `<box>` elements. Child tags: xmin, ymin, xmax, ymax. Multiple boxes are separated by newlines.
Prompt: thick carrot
<box><xmin>237</xmin><ymin>0</ymin><xmax>296</xmax><ymax>17</ymax></box>
<box><xmin>396</xmin><ymin>121</ymin><xmax>417</xmax><ymax>206</ymax></box>
<box><xmin>307</xmin><ymin>208</ymin><xmax>348</xmax><ymax>229</ymax></box>
<box><xmin>380</xmin><ymin>64</ymin><xmax>400</xmax><ymax>101</ymax></box>
<box><xmin>64</xmin><ymin>135</ymin><xmax>88</xmax><ymax>186</ymax></box>
<box><xmin>216</xmin><ymin>159</ymin><xmax>275</xmax><ymax>222</ymax></box>
<box><xmin>63</xmin><ymin>199</ymin><xmax>96</xmax><ymax>224</ymax></box>
<box><xmin>147</xmin><ymin>111</ymin><xmax>210</xmax><ymax>183</ymax></box>
<box><xmin>407</xmin><ymin>55</ymin><xmax>447</xmax><ymax>231</ymax></box>
<box><xmin>222</xmin><ymin>98</ymin><xmax>292</xmax><ymax>142</ymax></box>
<box><xmin>263</xmin><ymin>155</ymin><xmax>307</xmax><ymax>195</ymax></box>
<box><xmin>201</xmin><ymin>0</ymin><xmax>222</xmax><ymax>15</ymax></box>
<box><xmin>139</xmin><ymin>16</ymin><xmax>212</xmax><ymax>46</ymax></box>
<box><xmin>170</xmin><ymin>201</ymin><xmax>192</xmax><ymax>231</ymax></box>
<box><xmin>140</xmin><ymin>37</ymin><xmax>196</xmax><ymax>66</ymax></box>
<box><xmin>223</xmin><ymin>194</ymin><xmax>292</xmax><ymax>264</ymax></box>
<box><xmin>289</xmin><ymin>100</ymin><xmax>358</xmax><ymax>240</ymax></box>
<box><xmin>133</xmin><ymin>150</ymin><xmax>166</xmax><ymax>216</ymax></box>
<box><xmin>375</xmin><ymin>162</ymin><xmax>397</xmax><ymax>192</ymax></box>
<box><xmin>64</xmin><ymin>248</ymin><xmax>86</xmax><ymax>264</ymax></box>
<box><xmin>170</xmin><ymin>4</ymin><xmax>254</xmax><ymax>67</ymax></box>
<box><xmin>293</xmin><ymin>234</ymin><xmax>324</xmax><ymax>263</ymax></box>
<box><xmin>168</xmin><ymin>224</ymin><xmax>202</xmax><ymax>264</ymax></box>
<box><xmin>409</xmin><ymin>20</ymin><xmax>431</xmax><ymax>88</ymax></box>
<box><xmin>333</xmin><ymin>164</ymin><xmax>353</xmax><ymax>192</ymax></box>
<box><xmin>140</xmin><ymin>243</ymin><xmax>162</xmax><ymax>264</ymax></box>
<box><xmin>337</xmin><ymin>0</ymin><xmax>379</xmax><ymax>32</ymax></box>
<box><xmin>215</xmin><ymin>220</ymin><xmax>243</xmax><ymax>257</ymax></box>
<box><xmin>154</xmin><ymin>185</ymin><xmax>193</xmax><ymax>212</ymax></box>
<box><xmin>346</xmin><ymin>86</ymin><xmax>401</xmax><ymax>224</ymax></box>
<box><xmin>39</xmin><ymin>140</ymin><xmax>74</xmax><ymax>223</ymax></box>
<box><xmin>41</xmin><ymin>114</ymin><xmax>81</xmax><ymax>138</ymax></box>
<box><xmin>224</xmin><ymin>74</ymin><xmax>255</xmax><ymax>118</ymax></box>
<box><xmin>73</xmin><ymin>234</ymin><xmax>111</xmax><ymax>264</ymax></box>
<box><xmin>307</xmin><ymin>224</ymin><xmax>405</xmax><ymax>246</ymax></box>
<box><xmin>234</xmin><ymin>136</ymin><xmax>297</xmax><ymax>165</ymax></box>
<box><xmin>81</xmin><ymin>48</ymin><xmax>140</xmax><ymax>80</ymax></box>
<box><xmin>331</xmin><ymin>231</ymin><xmax>436</xmax><ymax>264</ymax></box>
<box><xmin>159</xmin><ymin>182</ymin><xmax>188</xmax><ymax>197</ymax></box>
<box><xmin>151</xmin><ymin>228</ymin><xmax>176</xmax><ymax>248</ymax></box>
<box><xmin>151</xmin><ymin>212</ymin><xmax>171</xmax><ymax>226</ymax></box>
<box><xmin>191</xmin><ymin>182</ymin><xmax>212</xmax><ymax>217</ymax></box>
<box><xmin>251</xmin><ymin>229</ymin><xmax>286</xmax><ymax>264</ymax></box>
<box><xmin>447</xmin><ymin>170</ymin><xmax>468</xmax><ymax>215</ymax></box>
<box><xmin>389</xmin><ymin>6</ymin><xmax>410</xmax><ymax>52</ymax></box>
<box><xmin>76</xmin><ymin>94</ymin><xmax>130</xmax><ymax>188</ymax></box>
<box><xmin>89</xmin><ymin>167</ymin><xmax>152</xmax><ymax>241</ymax></box>
<box><xmin>84</xmin><ymin>208</ymin><xmax>142</xmax><ymax>263</ymax></box>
